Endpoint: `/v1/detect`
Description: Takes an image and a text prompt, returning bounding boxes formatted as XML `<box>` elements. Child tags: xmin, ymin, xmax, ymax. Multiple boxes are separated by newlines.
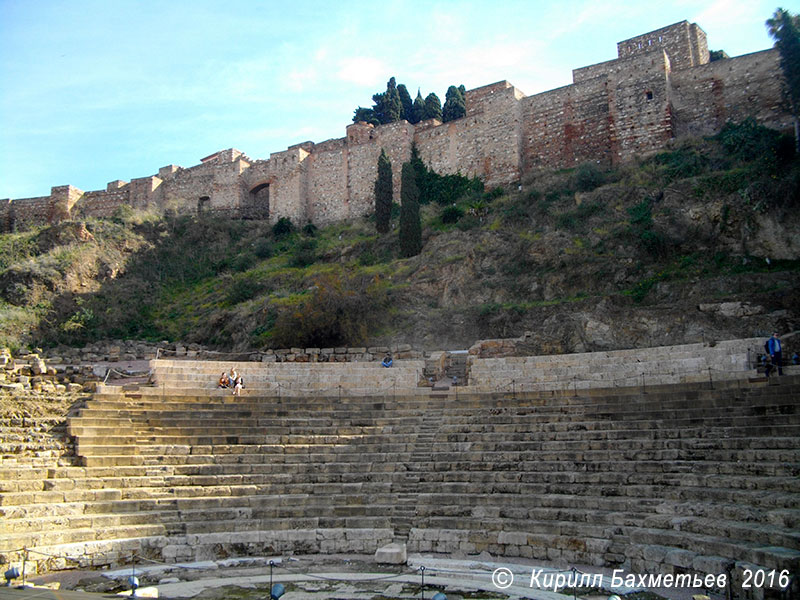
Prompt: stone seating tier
<box><xmin>0</xmin><ymin>348</ymin><xmax>797</xmax><ymax>583</ymax></box>
<box><xmin>149</xmin><ymin>359</ymin><xmax>425</xmax><ymax>395</ymax></box>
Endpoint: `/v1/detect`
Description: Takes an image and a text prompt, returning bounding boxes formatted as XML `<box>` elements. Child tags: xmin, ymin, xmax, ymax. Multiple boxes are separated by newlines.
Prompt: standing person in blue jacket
<box><xmin>766</xmin><ymin>332</ymin><xmax>783</xmax><ymax>376</ymax></box>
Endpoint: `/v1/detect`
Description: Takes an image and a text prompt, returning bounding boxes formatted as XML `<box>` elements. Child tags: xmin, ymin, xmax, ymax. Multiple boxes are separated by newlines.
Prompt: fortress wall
<box><xmin>157</xmin><ymin>154</ymin><xmax>249</xmax><ymax>216</ymax></box>
<box><xmin>1</xmin><ymin>22</ymin><xmax>790</xmax><ymax>231</ymax></box>
<box><xmin>617</xmin><ymin>21</ymin><xmax>708</xmax><ymax>71</ymax></box>
<box><xmin>75</xmin><ymin>187</ymin><xmax>130</xmax><ymax>219</ymax></box>
<box><xmin>307</xmin><ymin>139</ymin><xmax>348</xmax><ymax>225</ymax></box>
<box><xmin>610</xmin><ymin>50</ymin><xmax>673</xmax><ymax>160</ymax></box>
<box><xmin>670</xmin><ymin>49</ymin><xmax>789</xmax><ymax>138</ymax></box>
<box><xmin>129</xmin><ymin>176</ymin><xmax>164</xmax><ymax>212</ymax></box>
<box><xmin>521</xmin><ymin>77</ymin><xmax>612</xmax><ymax>170</ymax></box>
<box><xmin>268</xmin><ymin>147</ymin><xmax>310</xmax><ymax>223</ymax></box>
<box><xmin>573</xmin><ymin>59</ymin><xmax>619</xmax><ymax>84</ymax></box>
<box><xmin>417</xmin><ymin>83</ymin><xmax>523</xmax><ymax>187</ymax></box>
<box><xmin>0</xmin><ymin>195</ymin><xmax>51</xmax><ymax>231</ymax></box>
<box><xmin>342</xmin><ymin>121</ymin><xmax>414</xmax><ymax>223</ymax></box>
<box><xmin>161</xmin><ymin>165</ymin><xmax>214</xmax><ymax>215</ymax></box>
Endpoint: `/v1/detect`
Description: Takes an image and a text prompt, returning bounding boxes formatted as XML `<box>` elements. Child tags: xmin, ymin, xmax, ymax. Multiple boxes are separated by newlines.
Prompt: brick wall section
<box><xmin>3</xmin><ymin>20</ymin><xmax>792</xmax><ymax>231</ymax></box>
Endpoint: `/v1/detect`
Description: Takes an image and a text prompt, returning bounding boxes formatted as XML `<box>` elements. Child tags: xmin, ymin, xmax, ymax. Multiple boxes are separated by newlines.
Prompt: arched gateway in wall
<box><xmin>243</xmin><ymin>182</ymin><xmax>270</xmax><ymax>219</ymax></box>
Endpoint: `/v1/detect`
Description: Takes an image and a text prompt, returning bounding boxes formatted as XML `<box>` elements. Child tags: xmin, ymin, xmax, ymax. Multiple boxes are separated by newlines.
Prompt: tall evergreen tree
<box><xmin>397</xmin><ymin>84</ymin><xmax>413</xmax><ymax>122</ymax></box>
<box><xmin>423</xmin><ymin>93</ymin><xmax>442</xmax><ymax>121</ymax></box>
<box><xmin>442</xmin><ymin>85</ymin><xmax>467</xmax><ymax>122</ymax></box>
<box><xmin>374</xmin><ymin>77</ymin><xmax>403</xmax><ymax>124</ymax></box>
<box><xmin>411</xmin><ymin>91</ymin><xmax>426</xmax><ymax>124</ymax></box>
<box><xmin>374</xmin><ymin>149</ymin><xmax>393</xmax><ymax>234</ymax></box>
<box><xmin>409</xmin><ymin>142</ymin><xmax>430</xmax><ymax>204</ymax></box>
<box><xmin>399</xmin><ymin>162</ymin><xmax>422</xmax><ymax>257</ymax></box>
<box><xmin>767</xmin><ymin>8</ymin><xmax>800</xmax><ymax>150</ymax></box>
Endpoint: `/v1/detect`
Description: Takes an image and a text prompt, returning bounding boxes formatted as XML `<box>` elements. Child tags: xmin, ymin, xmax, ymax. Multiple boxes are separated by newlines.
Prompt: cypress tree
<box><xmin>374</xmin><ymin>77</ymin><xmax>402</xmax><ymax>124</ymax></box>
<box><xmin>374</xmin><ymin>149</ymin><xmax>393</xmax><ymax>234</ymax></box>
<box><xmin>423</xmin><ymin>93</ymin><xmax>442</xmax><ymax>121</ymax></box>
<box><xmin>397</xmin><ymin>83</ymin><xmax>413</xmax><ymax>122</ymax></box>
<box><xmin>411</xmin><ymin>90</ymin><xmax>426</xmax><ymax>124</ymax></box>
<box><xmin>442</xmin><ymin>85</ymin><xmax>466</xmax><ymax>122</ymax></box>
<box><xmin>399</xmin><ymin>162</ymin><xmax>422</xmax><ymax>257</ymax></box>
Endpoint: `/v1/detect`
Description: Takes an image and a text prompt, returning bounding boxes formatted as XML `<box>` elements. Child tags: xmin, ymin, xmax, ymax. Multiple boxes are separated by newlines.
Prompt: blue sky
<box><xmin>0</xmin><ymin>0</ymin><xmax>795</xmax><ymax>199</ymax></box>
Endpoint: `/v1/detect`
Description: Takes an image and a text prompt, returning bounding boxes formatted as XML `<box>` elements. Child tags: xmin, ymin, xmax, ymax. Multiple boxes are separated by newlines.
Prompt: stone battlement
<box><xmin>1</xmin><ymin>21</ymin><xmax>791</xmax><ymax>232</ymax></box>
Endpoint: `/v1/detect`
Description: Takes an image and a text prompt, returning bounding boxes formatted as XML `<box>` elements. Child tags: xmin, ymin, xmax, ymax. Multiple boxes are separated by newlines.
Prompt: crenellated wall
<box><xmin>1</xmin><ymin>20</ymin><xmax>792</xmax><ymax>232</ymax></box>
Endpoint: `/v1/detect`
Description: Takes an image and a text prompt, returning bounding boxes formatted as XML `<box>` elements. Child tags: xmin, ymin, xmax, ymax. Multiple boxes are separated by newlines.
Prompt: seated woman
<box><xmin>381</xmin><ymin>353</ymin><xmax>393</xmax><ymax>368</ymax></box>
<box><xmin>227</xmin><ymin>368</ymin><xmax>238</xmax><ymax>388</ymax></box>
<box><xmin>218</xmin><ymin>372</ymin><xmax>229</xmax><ymax>388</ymax></box>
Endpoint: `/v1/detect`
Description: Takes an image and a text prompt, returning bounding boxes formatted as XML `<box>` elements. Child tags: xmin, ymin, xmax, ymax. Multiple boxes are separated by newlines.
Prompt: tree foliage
<box><xmin>409</xmin><ymin>143</ymin><xmax>483</xmax><ymax>205</ymax></box>
<box><xmin>411</xmin><ymin>91</ymin><xmax>425</xmax><ymax>124</ymax></box>
<box><xmin>399</xmin><ymin>162</ymin><xmax>422</xmax><ymax>257</ymax></box>
<box><xmin>423</xmin><ymin>93</ymin><xmax>443</xmax><ymax>121</ymax></box>
<box><xmin>352</xmin><ymin>79</ymin><xmax>464</xmax><ymax>125</ymax></box>
<box><xmin>271</xmin><ymin>270</ymin><xmax>389</xmax><ymax>348</ymax></box>
<box><xmin>767</xmin><ymin>8</ymin><xmax>800</xmax><ymax>149</ymax></box>
<box><xmin>374</xmin><ymin>149</ymin><xmax>393</xmax><ymax>234</ymax></box>
<box><xmin>397</xmin><ymin>83</ymin><xmax>413</xmax><ymax>122</ymax></box>
<box><xmin>442</xmin><ymin>85</ymin><xmax>466</xmax><ymax>122</ymax></box>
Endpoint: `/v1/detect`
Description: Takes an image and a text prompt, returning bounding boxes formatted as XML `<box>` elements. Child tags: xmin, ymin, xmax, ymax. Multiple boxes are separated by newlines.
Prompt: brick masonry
<box><xmin>0</xmin><ymin>21</ymin><xmax>793</xmax><ymax>232</ymax></box>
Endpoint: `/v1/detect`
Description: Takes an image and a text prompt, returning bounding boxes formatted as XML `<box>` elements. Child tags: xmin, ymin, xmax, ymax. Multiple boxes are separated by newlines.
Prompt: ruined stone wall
<box><xmin>670</xmin><ymin>49</ymin><xmax>789</xmax><ymax>137</ymax></box>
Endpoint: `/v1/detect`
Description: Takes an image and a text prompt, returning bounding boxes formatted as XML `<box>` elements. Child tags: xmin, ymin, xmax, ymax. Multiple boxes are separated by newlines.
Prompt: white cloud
<box><xmin>336</xmin><ymin>56</ymin><xmax>386</xmax><ymax>87</ymax></box>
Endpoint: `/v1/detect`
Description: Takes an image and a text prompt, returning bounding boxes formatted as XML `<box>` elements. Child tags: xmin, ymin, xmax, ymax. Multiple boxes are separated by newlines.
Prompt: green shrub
<box><xmin>440</xmin><ymin>205</ymin><xmax>464</xmax><ymax>224</ymax></box>
<box><xmin>717</xmin><ymin>118</ymin><xmax>794</xmax><ymax>168</ymax></box>
<box><xmin>573</xmin><ymin>162</ymin><xmax>606</xmax><ymax>192</ymax></box>
<box><xmin>647</xmin><ymin>148</ymin><xmax>708</xmax><ymax>181</ymax></box>
<box><xmin>271</xmin><ymin>270</ymin><xmax>388</xmax><ymax>347</ymax></box>
<box><xmin>230</xmin><ymin>252</ymin><xmax>256</xmax><ymax>272</ymax></box>
<box><xmin>226</xmin><ymin>275</ymin><xmax>263</xmax><ymax>304</ymax></box>
<box><xmin>254</xmin><ymin>239</ymin><xmax>274</xmax><ymax>259</ymax></box>
<box><xmin>272</xmin><ymin>217</ymin><xmax>295</xmax><ymax>237</ymax></box>
<box><xmin>290</xmin><ymin>238</ymin><xmax>318</xmax><ymax>268</ymax></box>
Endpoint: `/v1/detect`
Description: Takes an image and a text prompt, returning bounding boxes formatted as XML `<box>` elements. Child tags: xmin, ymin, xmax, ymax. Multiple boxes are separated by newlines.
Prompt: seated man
<box><xmin>381</xmin><ymin>353</ymin><xmax>393</xmax><ymax>368</ymax></box>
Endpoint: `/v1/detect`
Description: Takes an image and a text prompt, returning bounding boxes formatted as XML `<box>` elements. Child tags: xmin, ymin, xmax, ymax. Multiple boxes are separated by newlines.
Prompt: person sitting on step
<box><xmin>228</xmin><ymin>367</ymin><xmax>238</xmax><ymax>387</ymax></box>
<box><xmin>381</xmin><ymin>353</ymin><xmax>393</xmax><ymax>368</ymax></box>
<box><xmin>233</xmin><ymin>375</ymin><xmax>244</xmax><ymax>396</ymax></box>
<box><xmin>218</xmin><ymin>372</ymin><xmax>229</xmax><ymax>389</ymax></box>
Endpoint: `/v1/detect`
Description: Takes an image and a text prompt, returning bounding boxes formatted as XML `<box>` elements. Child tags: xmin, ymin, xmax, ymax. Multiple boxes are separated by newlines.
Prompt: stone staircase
<box><xmin>0</xmin><ymin>346</ymin><xmax>798</xmax><ymax>583</ymax></box>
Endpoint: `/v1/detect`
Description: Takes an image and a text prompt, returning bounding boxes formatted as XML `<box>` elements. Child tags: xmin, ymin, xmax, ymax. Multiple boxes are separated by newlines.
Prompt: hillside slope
<box><xmin>1</xmin><ymin>124</ymin><xmax>799</xmax><ymax>354</ymax></box>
